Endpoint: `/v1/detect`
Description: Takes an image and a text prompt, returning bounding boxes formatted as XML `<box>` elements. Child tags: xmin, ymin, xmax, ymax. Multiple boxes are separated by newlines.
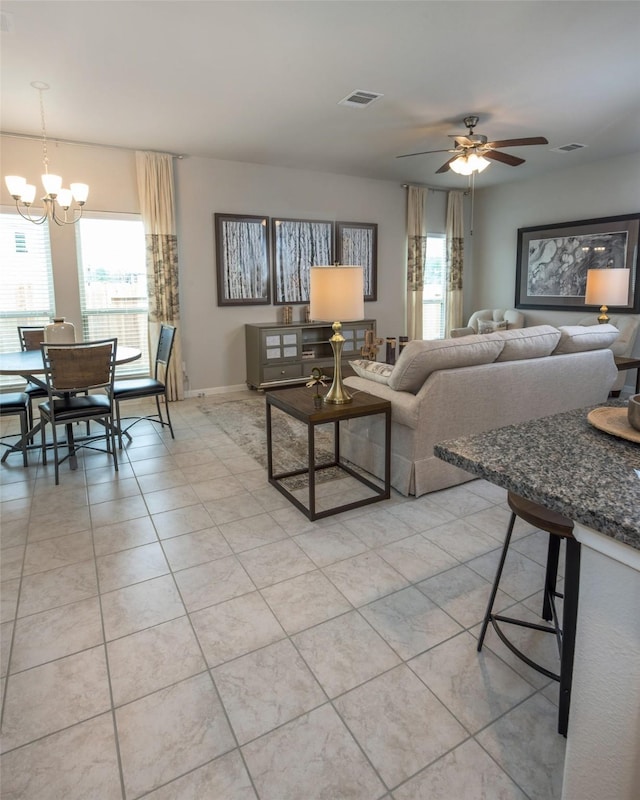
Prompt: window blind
<box><xmin>422</xmin><ymin>235</ymin><xmax>447</xmax><ymax>340</ymax></box>
<box><xmin>76</xmin><ymin>213</ymin><xmax>150</xmax><ymax>377</ymax></box>
<box><xmin>0</xmin><ymin>210</ymin><xmax>55</xmax><ymax>387</ymax></box>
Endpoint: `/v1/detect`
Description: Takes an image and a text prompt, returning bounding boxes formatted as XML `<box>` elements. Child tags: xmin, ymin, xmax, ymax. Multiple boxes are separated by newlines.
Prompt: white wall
<box><xmin>7</xmin><ymin>130</ymin><xmax>634</xmax><ymax>393</ymax></box>
<box><xmin>1</xmin><ymin>135</ymin><xmax>410</xmax><ymax>391</ymax></box>
<box><xmin>175</xmin><ymin>157</ymin><xmax>407</xmax><ymax>392</ymax></box>
<box><xmin>1</xmin><ymin>136</ymin><xmax>139</xmax><ymax>336</ymax></box>
<box><xmin>470</xmin><ymin>152</ymin><xmax>640</xmax><ymax>359</ymax></box>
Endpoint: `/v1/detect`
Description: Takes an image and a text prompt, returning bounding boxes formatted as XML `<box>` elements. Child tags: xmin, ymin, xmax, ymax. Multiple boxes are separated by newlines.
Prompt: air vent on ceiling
<box><xmin>338</xmin><ymin>90</ymin><xmax>383</xmax><ymax>109</ymax></box>
<box><xmin>551</xmin><ymin>143</ymin><xmax>588</xmax><ymax>153</ymax></box>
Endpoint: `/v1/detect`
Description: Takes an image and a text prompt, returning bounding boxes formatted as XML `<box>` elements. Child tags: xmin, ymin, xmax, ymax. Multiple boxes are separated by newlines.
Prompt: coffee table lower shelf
<box><xmin>266</xmin><ymin>387</ymin><xmax>391</xmax><ymax>521</ymax></box>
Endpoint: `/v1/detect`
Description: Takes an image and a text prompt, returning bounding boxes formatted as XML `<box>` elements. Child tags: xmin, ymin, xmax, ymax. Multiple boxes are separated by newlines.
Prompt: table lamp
<box><xmin>309</xmin><ymin>265</ymin><xmax>364</xmax><ymax>404</ymax></box>
<box><xmin>585</xmin><ymin>268</ymin><xmax>630</xmax><ymax>323</ymax></box>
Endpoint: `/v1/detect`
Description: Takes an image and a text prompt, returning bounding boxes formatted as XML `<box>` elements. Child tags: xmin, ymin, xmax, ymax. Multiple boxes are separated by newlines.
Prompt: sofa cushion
<box><xmin>388</xmin><ymin>335</ymin><xmax>505</xmax><ymax>393</ymax></box>
<box><xmin>495</xmin><ymin>325</ymin><xmax>561</xmax><ymax>362</ymax></box>
<box><xmin>478</xmin><ymin>319</ymin><xmax>508</xmax><ymax>334</ymax></box>
<box><xmin>552</xmin><ymin>323</ymin><xmax>620</xmax><ymax>354</ymax></box>
<box><xmin>349</xmin><ymin>359</ymin><xmax>394</xmax><ymax>384</ymax></box>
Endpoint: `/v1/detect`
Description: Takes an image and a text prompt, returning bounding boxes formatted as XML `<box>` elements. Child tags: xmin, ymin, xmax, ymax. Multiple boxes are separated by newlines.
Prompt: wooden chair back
<box><xmin>18</xmin><ymin>326</ymin><xmax>45</xmax><ymax>352</ymax></box>
<box><xmin>42</xmin><ymin>339</ymin><xmax>117</xmax><ymax>394</ymax></box>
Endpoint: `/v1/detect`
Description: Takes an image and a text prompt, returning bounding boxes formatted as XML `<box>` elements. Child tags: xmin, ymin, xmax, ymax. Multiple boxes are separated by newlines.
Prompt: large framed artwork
<box><xmin>272</xmin><ymin>218</ymin><xmax>334</xmax><ymax>304</ymax></box>
<box><xmin>336</xmin><ymin>221</ymin><xmax>378</xmax><ymax>301</ymax></box>
<box><xmin>214</xmin><ymin>213</ymin><xmax>271</xmax><ymax>306</ymax></box>
<box><xmin>515</xmin><ymin>213</ymin><xmax>640</xmax><ymax>313</ymax></box>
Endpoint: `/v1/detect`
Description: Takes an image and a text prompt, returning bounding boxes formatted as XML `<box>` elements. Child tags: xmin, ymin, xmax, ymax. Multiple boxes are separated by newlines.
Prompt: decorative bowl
<box><xmin>628</xmin><ymin>394</ymin><xmax>640</xmax><ymax>431</ymax></box>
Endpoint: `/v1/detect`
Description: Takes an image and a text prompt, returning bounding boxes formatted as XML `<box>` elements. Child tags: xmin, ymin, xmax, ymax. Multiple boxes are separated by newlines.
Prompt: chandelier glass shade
<box><xmin>4</xmin><ymin>83</ymin><xmax>89</xmax><ymax>226</ymax></box>
<box><xmin>449</xmin><ymin>152</ymin><xmax>490</xmax><ymax>175</ymax></box>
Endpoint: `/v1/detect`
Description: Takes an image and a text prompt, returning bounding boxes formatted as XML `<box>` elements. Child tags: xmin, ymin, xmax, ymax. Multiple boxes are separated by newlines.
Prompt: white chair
<box><xmin>577</xmin><ymin>314</ymin><xmax>639</xmax><ymax>394</ymax></box>
<box><xmin>450</xmin><ymin>309</ymin><xmax>525</xmax><ymax>338</ymax></box>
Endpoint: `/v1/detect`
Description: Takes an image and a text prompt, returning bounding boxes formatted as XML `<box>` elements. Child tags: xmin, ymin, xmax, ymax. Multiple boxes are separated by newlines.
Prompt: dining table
<box><xmin>434</xmin><ymin>401</ymin><xmax>640</xmax><ymax>800</ymax></box>
<box><xmin>0</xmin><ymin>345</ymin><xmax>141</xmax><ymax>466</ymax></box>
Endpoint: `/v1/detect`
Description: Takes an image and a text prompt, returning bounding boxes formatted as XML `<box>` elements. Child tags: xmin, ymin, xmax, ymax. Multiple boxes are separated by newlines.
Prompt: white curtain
<box><xmin>406</xmin><ymin>186</ymin><xmax>427</xmax><ymax>340</ymax></box>
<box><xmin>135</xmin><ymin>151</ymin><xmax>184</xmax><ymax>401</ymax></box>
<box><xmin>445</xmin><ymin>190</ymin><xmax>465</xmax><ymax>335</ymax></box>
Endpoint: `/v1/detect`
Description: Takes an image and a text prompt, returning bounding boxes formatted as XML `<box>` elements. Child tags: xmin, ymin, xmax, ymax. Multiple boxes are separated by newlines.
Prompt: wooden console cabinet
<box><xmin>245</xmin><ymin>319</ymin><xmax>376</xmax><ymax>389</ymax></box>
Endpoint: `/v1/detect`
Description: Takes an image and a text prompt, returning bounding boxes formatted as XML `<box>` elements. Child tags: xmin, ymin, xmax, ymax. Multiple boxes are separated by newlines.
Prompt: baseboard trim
<box><xmin>185</xmin><ymin>383</ymin><xmax>250</xmax><ymax>398</ymax></box>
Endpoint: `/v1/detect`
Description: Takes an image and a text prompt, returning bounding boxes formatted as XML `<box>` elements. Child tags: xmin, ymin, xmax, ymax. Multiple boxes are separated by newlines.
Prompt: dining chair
<box><xmin>17</xmin><ymin>325</ymin><xmax>48</xmax><ymax>435</ymax></box>
<box><xmin>0</xmin><ymin>392</ymin><xmax>30</xmax><ymax>467</ymax></box>
<box><xmin>108</xmin><ymin>324</ymin><xmax>176</xmax><ymax>448</ymax></box>
<box><xmin>39</xmin><ymin>338</ymin><xmax>119</xmax><ymax>485</ymax></box>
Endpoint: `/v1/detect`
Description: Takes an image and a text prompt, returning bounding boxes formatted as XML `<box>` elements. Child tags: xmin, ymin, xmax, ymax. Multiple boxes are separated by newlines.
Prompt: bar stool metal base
<box><xmin>477</xmin><ymin>492</ymin><xmax>580</xmax><ymax>736</ymax></box>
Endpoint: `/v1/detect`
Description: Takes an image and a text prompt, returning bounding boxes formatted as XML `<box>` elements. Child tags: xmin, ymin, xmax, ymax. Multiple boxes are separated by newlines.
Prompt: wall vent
<box><xmin>338</xmin><ymin>90</ymin><xmax>383</xmax><ymax>109</ymax></box>
<box><xmin>551</xmin><ymin>143</ymin><xmax>588</xmax><ymax>153</ymax></box>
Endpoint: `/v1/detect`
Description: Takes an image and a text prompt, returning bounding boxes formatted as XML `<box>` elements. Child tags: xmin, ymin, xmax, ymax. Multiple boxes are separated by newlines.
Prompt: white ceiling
<box><xmin>2</xmin><ymin>1</ymin><xmax>640</xmax><ymax>189</ymax></box>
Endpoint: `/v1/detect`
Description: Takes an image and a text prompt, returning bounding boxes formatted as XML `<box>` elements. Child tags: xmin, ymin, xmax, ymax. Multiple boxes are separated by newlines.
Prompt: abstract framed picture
<box><xmin>515</xmin><ymin>213</ymin><xmax>640</xmax><ymax>312</ymax></box>
<box><xmin>336</xmin><ymin>221</ymin><xmax>378</xmax><ymax>301</ymax></box>
<box><xmin>272</xmin><ymin>218</ymin><xmax>334</xmax><ymax>304</ymax></box>
<box><xmin>214</xmin><ymin>213</ymin><xmax>271</xmax><ymax>306</ymax></box>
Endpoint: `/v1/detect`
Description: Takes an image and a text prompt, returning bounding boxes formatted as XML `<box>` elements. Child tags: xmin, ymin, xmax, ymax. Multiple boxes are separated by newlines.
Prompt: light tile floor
<box><xmin>1</xmin><ymin>393</ymin><xmax>567</xmax><ymax>799</ymax></box>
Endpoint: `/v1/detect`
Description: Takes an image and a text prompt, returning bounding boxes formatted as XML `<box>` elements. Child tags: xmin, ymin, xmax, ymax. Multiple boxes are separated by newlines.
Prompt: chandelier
<box><xmin>449</xmin><ymin>150</ymin><xmax>490</xmax><ymax>176</ymax></box>
<box><xmin>4</xmin><ymin>82</ymin><xmax>89</xmax><ymax>226</ymax></box>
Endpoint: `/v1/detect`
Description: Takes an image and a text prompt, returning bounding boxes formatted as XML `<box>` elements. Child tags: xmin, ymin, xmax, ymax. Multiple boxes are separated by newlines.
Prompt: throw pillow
<box><xmin>552</xmin><ymin>324</ymin><xmax>620</xmax><ymax>354</ymax></box>
<box><xmin>477</xmin><ymin>319</ymin><xmax>508</xmax><ymax>334</ymax></box>
<box><xmin>349</xmin><ymin>359</ymin><xmax>394</xmax><ymax>384</ymax></box>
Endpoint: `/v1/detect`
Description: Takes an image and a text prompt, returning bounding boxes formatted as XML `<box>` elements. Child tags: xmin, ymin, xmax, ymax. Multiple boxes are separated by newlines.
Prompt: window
<box><xmin>422</xmin><ymin>234</ymin><xmax>446</xmax><ymax>340</ymax></box>
<box><xmin>76</xmin><ymin>213</ymin><xmax>149</xmax><ymax>376</ymax></box>
<box><xmin>0</xmin><ymin>209</ymin><xmax>55</xmax><ymax>387</ymax></box>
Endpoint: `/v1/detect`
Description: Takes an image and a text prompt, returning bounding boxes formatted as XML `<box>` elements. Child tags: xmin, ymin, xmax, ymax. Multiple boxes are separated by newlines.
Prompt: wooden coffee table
<box><xmin>265</xmin><ymin>386</ymin><xmax>391</xmax><ymax>520</ymax></box>
<box><xmin>613</xmin><ymin>355</ymin><xmax>640</xmax><ymax>395</ymax></box>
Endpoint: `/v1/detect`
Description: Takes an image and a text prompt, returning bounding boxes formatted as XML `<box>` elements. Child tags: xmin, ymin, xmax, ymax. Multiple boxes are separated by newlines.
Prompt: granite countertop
<box><xmin>434</xmin><ymin>402</ymin><xmax>640</xmax><ymax>550</ymax></box>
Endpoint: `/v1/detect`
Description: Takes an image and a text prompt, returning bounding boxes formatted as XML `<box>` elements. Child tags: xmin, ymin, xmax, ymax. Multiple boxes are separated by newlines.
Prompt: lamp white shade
<box><xmin>41</xmin><ymin>172</ymin><xmax>62</xmax><ymax>196</ymax></box>
<box><xmin>585</xmin><ymin>268</ymin><xmax>630</xmax><ymax>306</ymax></box>
<box><xmin>309</xmin><ymin>266</ymin><xmax>364</xmax><ymax>322</ymax></box>
<box><xmin>56</xmin><ymin>188</ymin><xmax>73</xmax><ymax>209</ymax></box>
<box><xmin>5</xmin><ymin>175</ymin><xmax>26</xmax><ymax>197</ymax></box>
<box><xmin>70</xmin><ymin>183</ymin><xmax>89</xmax><ymax>203</ymax></box>
<box><xmin>21</xmin><ymin>184</ymin><xmax>36</xmax><ymax>204</ymax></box>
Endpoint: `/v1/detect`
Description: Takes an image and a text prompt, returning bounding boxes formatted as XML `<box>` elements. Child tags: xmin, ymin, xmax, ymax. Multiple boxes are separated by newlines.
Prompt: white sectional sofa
<box><xmin>342</xmin><ymin>324</ymin><xmax>619</xmax><ymax>497</ymax></box>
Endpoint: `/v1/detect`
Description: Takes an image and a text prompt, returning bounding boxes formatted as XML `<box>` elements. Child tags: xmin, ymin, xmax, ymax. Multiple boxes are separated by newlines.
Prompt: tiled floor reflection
<box><xmin>1</xmin><ymin>393</ymin><xmax>566</xmax><ymax>799</ymax></box>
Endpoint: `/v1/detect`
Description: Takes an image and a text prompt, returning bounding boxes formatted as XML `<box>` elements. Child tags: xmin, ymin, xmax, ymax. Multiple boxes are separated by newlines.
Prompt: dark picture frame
<box><xmin>336</xmin><ymin>221</ymin><xmax>378</xmax><ymax>301</ymax></box>
<box><xmin>272</xmin><ymin>218</ymin><xmax>334</xmax><ymax>304</ymax></box>
<box><xmin>214</xmin><ymin>213</ymin><xmax>271</xmax><ymax>306</ymax></box>
<box><xmin>515</xmin><ymin>213</ymin><xmax>640</xmax><ymax>313</ymax></box>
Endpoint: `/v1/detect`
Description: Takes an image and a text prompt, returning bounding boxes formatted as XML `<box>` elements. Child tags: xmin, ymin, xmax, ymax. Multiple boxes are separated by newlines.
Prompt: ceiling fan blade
<box><xmin>396</xmin><ymin>148</ymin><xmax>452</xmax><ymax>159</ymax></box>
<box><xmin>484</xmin><ymin>150</ymin><xmax>526</xmax><ymax>166</ymax></box>
<box><xmin>436</xmin><ymin>156</ymin><xmax>458</xmax><ymax>174</ymax></box>
<box><xmin>485</xmin><ymin>137</ymin><xmax>549</xmax><ymax>148</ymax></box>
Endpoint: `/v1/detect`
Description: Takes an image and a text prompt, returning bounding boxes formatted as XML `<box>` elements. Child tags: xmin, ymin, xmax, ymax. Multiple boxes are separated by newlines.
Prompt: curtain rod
<box><xmin>402</xmin><ymin>182</ymin><xmax>470</xmax><ymax>196</ymax></box>
<box><xmin>0</xmin><ymin>130</ymin><xmax>184</xmax><ymax>159</ymax></box>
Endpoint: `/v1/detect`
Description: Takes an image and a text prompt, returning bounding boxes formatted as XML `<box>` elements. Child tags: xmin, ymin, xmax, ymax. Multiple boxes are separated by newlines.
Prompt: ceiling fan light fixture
<box><xmin>449</xmin><ymin>152</ymin><xmax>490</xmax><ymax>175</ymax></box>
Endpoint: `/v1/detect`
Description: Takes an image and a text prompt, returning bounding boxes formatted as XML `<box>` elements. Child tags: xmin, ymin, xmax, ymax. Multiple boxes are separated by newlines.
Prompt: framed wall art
<box><xmin>214</xmin><ymin>213</ymin><xmax>271</xmax><ymax>306</ymax></box>
<box><xmin>272</xmin><ymin>218</ymin><xmax>334</xmax><ymax>304</ymax></box>
<box><xmin>336</xmin><ymin>221</ymin><xmax>378</xmax><ymax>301</ymax></box>
<box><xmin>515</xmin><ymin>213</ymin><xmax>640</xmax><ymax>313</ymax></box>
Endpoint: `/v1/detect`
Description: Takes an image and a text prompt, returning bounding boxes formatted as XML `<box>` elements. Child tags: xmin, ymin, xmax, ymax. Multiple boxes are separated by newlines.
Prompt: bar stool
<box><xmin>477</xmin><ymin>491</ymin><xmax>580</xmax><ymax>736</ymax></box>
<box><xmin>0</xmin><ymin>392</ymin><xmax>31</xmax><ymax>467</ymax></box>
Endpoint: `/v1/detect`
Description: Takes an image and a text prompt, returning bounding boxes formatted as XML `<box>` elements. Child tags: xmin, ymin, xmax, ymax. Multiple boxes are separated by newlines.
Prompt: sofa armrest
<box><xmin>343</xmin><ymin>376</ymin><xmax>421</xmax><ymax>429</ymax></box>
<box><xmin>450</xmin><ymin>326</ymin><xmax>475</xmax><ymax>338</ymax></box>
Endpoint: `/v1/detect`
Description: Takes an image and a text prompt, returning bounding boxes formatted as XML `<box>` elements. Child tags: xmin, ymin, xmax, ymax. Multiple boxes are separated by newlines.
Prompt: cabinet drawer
<box><xmin>263</xmin><ymin>364</ymin><xmax>303</xmax><ymax>383</ymax></box>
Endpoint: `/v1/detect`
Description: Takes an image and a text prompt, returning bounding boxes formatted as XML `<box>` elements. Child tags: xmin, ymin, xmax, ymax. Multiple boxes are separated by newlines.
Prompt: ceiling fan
<box><xmin>397</xmin><ymin>115</ymin><xmax>549</xmax><ymax>174</ymax></box>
